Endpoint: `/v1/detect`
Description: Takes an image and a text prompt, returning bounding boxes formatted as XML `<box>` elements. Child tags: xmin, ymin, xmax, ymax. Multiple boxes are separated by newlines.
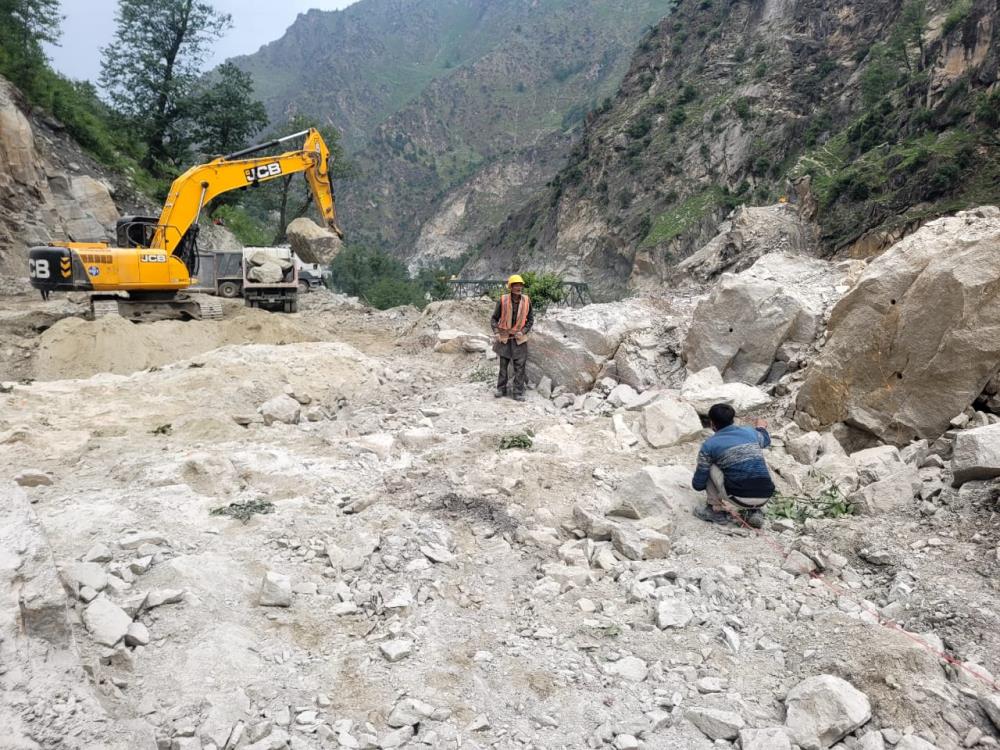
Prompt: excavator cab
<box><xmin>116</xmin><ymin>216</ymin><xmax>199</xmax><ymax>276</ymax></box>
<box><xmin>115</xmin><ymin>216</ymin><xmax>159</xmax><ymax>248</ymax></box>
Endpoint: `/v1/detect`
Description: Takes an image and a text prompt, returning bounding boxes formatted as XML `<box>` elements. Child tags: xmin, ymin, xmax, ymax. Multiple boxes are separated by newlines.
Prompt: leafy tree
<box><xmin>487</xmin><ymin>271</ymin><xmax>566</xmax><ymax>313</ymax></box>
<box><xmin>232</xmin><ymin>113</ymin><xmax>354</xmax><ymax>244</ymax></box>
<box><xmin>190</xmin><ymin>62</ymin><xmax>267</xmax><ymax>156</ymax></box>
<box><xmin>890</xmin><ymin>0</ymin><xmax>927</xmax><ymax>72</ymax></box>
<box><xmin>860</xmin><ymin>45</ymin><xmax>901</xmax><ymax>108</ymax></box>
<box><xmin>0</xmin><ymin>0</ymin><xmax>62</xmax><ymax>90</ymax></box>
<box><xmin>100</xmin><ymin>0</ymin><xmax>231</xmax><ymax>172</ymax></box>
<box><xmin>328</xmin><ymin>244</ymin><xmax>427</xmax><ymax>309</ymax></box>
<box><xmin>329</xmin><ymin>243</ymin><xmax>408</xmax><ymax>296</ymax></box>
<box><xmin>365</xmin><ymin>277</ymin><xmax>425</xmax><ymax>309</ymax></box>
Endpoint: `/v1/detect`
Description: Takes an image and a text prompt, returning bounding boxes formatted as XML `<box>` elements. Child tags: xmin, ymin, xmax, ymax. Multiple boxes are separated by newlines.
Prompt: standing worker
<box><xmin>491</xmin><ymin>274</ymin><xmax>534</xmax><ymax>401</ymax></box>
<box><xmin>691</xmin><ymin>404</ymin><xmax>775</xmax><ymax>528</ymax></box>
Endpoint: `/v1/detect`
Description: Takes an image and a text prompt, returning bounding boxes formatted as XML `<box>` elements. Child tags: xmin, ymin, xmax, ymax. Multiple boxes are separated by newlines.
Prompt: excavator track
<box><xmin>195</xmin><ymin>295</ymin><xmax>224</xmax><ymax>320</ymax></box>
<box><xmin>92</xmin><ymin>299</ymin><xmax>123</xmax><ymax>319</ymax></box>
<box><xmin>89</xmin><ymin>294</ymin><xmax>225</xmax><ymax>322</ymax></box>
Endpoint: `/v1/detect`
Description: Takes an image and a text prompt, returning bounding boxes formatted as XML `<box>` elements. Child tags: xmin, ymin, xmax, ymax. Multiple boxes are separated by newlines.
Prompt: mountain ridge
<box><xmin>232</xmin><ymin>0</ymin><xmax>677</xmax><ymax>266</ymax></box>
<box><xmin>466</xmin><ymin>0</ymin><xmax>1000</xmax><ymax>298</ymax></box>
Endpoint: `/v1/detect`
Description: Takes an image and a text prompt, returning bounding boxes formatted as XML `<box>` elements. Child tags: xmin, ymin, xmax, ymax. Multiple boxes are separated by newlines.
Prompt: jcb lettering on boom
<box><xmin>245</xmin><ymin>163</ymin><xmax>282</xmax><ymax>182</ymax></box>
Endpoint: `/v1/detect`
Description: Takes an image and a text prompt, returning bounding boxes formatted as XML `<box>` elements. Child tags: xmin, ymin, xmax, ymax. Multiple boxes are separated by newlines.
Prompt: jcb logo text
<box><xmin>28</xmin><ymin>259</ymin><xmax>50</xmax><ymax>279</ymax></box>
<box><xmin>245</xmin><ymin>163</ymin><xmax>282</xmax><ymax>182</ymax></box>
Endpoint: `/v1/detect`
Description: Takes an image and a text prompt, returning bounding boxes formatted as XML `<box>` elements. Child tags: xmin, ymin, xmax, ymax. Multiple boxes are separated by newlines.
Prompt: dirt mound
<box><xmin>402</xmin><ymin>298</ymin><xmax>493</xmax><ymax>349</ymax></box>
<box><xmin>34</xmin><ymin>308</ymin><xmax>322</xmax><ymax>380</ymax></box>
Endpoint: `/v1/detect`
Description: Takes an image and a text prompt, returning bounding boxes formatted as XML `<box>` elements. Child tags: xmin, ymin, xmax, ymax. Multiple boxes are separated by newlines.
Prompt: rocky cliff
<box><xmin>469</xmin><ymin>0</ymin><xmax>1000</xmax><ymax>298</ymax></box>
<box><xmin>0</xmin><ymin>74</ymin><xmax>248</xmax><ymax>285</ymax></box>
<box><xmin>233</xmin><ymin>0</ymin><xmax>676</xmax><ymax>269</ymax></box>
<box><xmin>0</xmin><ymin>75</ymin><xmax>138</xmax><ymax>280</ymax></box>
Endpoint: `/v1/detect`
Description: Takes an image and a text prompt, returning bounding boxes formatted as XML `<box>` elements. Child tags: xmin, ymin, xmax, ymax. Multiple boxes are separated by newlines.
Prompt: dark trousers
<box><xmin>497</xmin><ymin>342</ymin><xmax>528</xmax><ymax>395</ymax></box>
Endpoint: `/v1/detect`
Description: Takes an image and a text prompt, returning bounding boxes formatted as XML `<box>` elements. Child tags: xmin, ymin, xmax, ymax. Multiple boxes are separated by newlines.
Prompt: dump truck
<box><xmin>242</xmin><ymin>247</ymin><xmax>299</xmax><ymax>313</ymax></box>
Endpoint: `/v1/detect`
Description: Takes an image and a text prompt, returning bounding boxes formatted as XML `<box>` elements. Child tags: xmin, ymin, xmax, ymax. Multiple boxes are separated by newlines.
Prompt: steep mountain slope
<box><xmin>233</xmin><ymin>0</ymin><xmax>676</xmax><ymax>267</ymax></box>
<box><xmin>468</xmin><ymin>0</ymin><xmax>1000</xmax><ymax>298</ymax></box>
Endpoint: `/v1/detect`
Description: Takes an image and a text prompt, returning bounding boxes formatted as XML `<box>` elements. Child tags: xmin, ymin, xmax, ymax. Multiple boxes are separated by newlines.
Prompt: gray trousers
<box><xmin>706</xmin><ymin>465</ymin><xmax>768</xmax><ymax>511</ymax></box>
<box><xmin>496</xmin><ymin>341</ymin><xmax>528</xmax><ymax>395</ymax></box>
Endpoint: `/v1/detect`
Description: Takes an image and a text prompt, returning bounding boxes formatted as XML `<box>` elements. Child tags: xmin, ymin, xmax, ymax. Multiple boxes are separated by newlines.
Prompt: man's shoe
<box><xmin>741</xmin><ymin>508</ymin><xmax>765</xmax><ymax>529</ymax></box>
<box><xmin>512</xmin><ymin>393</ymin><xmax>526</xmax><ymax>402</ymax></box>
<box><xmin>693</xmin><ymin>505</ymin><xmax>734</xmax><ymax>525</ymax></box>
<box><xmin>493</xmin><ymin>389</ymin><xmax>506</xmax><ymax>398</ymax></box>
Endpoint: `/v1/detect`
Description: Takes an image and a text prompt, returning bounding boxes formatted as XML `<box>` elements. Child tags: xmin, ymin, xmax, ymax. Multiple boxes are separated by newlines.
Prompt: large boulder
<box><xmin>678</xmin><ymin>203</ymin><xmax>818</xmax><ymax>280</ymax></box>
<box><xmin>640</xmin><ymin>396</ymin><xmax>703</xmax><ymax>448</ymax></box>
<box><xmin>784</xmin><ymin>675</ymin><xmax>872</xmax><ymax>750</ymax></box>
<box><xmin>526</xmin><ymin>298</ymin><xmax>664</xmax><ymax>394</ymax></box>
<box><xmin>247</xmin><ymin>261</ymin><xmax>283</xmax><ymax>283</ymax></box>
<box><xmin>82</xmin><ymin>596</ymin><xmax>133</xmax><ymax>647</ymax></box>
<box><xmin>246</xmin><ymin>247</ymin><xmax>294</xmax><ymax>271</ymax></box>
<box><xmin>951</xmin><ymin>423</ymin><xmax>1000</xmax><ymax>484</ymax></box>
<box><xmin>796</xmin><ymin>208</ymin><xmax>1000</xmax><ymax>444</ymax></box>
<box><xmin>683</xmin><ymin>253</ymin><xmax>849</xmax><ymax>384</ymax></box>
<box><xmin>286</xmin><ymin>217</ymin><xmax>344</xmax><ymax>264</ymax></box>
<box><xmin>613</xmin><ymin>465</ymin><xmax>703</xmax><ymax>518</ymax></box>
<box><xmin>679</xmin><ymin>366</ymin><xmax>771</xmax><ymax>416</ymax></box>
<box><xmin>47</xmin><ymin>173</ymin><xmax>117</xmax><ymax>243</ymax></box>
<box><xmin>433</xmin><ymin>329</ymin><xmax>490</xmax><ymax>354</ymax></box>
<box><xmin>404</xmin><ymin>299</ymin><xmax>494</xmax><ymax>349</ymax></box>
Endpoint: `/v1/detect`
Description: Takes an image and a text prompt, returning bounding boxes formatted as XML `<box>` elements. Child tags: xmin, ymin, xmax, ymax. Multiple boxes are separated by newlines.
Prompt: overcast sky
<box><xmin>44</xmin><ymin>0</ymin><xmax>358</xmax><ymax>84</ymax></box>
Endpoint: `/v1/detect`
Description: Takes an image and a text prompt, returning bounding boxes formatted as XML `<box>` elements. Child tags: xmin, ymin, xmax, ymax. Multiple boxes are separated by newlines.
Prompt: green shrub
<box><xmin>734</xmin><ymin>98</ymin><xmax>752</xmax><ymax>121</ymax></box>
<box><xmin>521</xmin><ymin>271</ymin><xmax>565</xmax><ymax>313</ymax></box>
<box><xmin>975</xmin><ymin>90</ymin><xmax>1000</xmax><ymax>128</ymax></box>
<box><xmin>942</xmin><ymin>0</ymin><xmax>972</xmax><ymax>34</ymax></box>
<box><xmin>211</xmin><ymin>205</ymin><xmax>271</xmax><ymax>246</ymax></box>
<box><xmin>499</xmin><ymin>434</ymin><xmax>533</xmax><ymax>450</ymax></box>
<box><xmin>210</xmin><ymin>500</ymin><xmax>275</xmax><ymax>522</ymax></box>
<box><xmin>470</xmin><ymin>362</ymin><xmax>495</xmax><ymax>383</ymax></box>
<box><xmin>627</xmin><ymin>114</ymin><xmax>653</xmax><ymax>139</ymax></box>
<box><xmin>677</xmin><ymin>83</ymin><xmax>698</xmax><ymax>104</ymax></box>
<box><xmin>860</xmin><ymin>46</ymin><xmax>901</xmax><ymax>107</ymax></box>
<box><xmin>767</xmin><ymin>481</ymin><xmax>851</xmax><ymax>522</ymax></box>
<box><xmin>753</xmin><ymin>156</ymin><xmax>772</xmax><ymax>175</ymax></box>
<box><xmin>365</xmin><ymin>277</ymin><xmax>426</xmax><ymax>309</ymax></box>
<box><xmin>668</xmin><ymin>107</ymin><xmax>687</xmax><ymax>130</ymax></box>
<box><xmin>328</xmin><ymin>244</ymin><xmax>420</xmax><ymax>309</ymax></box>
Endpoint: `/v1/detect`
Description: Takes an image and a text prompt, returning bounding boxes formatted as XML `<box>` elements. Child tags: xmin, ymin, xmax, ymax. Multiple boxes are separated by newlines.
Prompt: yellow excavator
<box><xmin>27</xmin><ymin>128</ymin><xmax>342</xmax><ymax>320</ymax></box>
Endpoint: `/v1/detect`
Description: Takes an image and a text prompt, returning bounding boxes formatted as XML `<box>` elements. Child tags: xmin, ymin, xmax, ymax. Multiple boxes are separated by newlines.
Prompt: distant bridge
<box><xmin>446</xmin><ymin>280</ymin><xmax>593</xmax><ymax>307</ymax></box>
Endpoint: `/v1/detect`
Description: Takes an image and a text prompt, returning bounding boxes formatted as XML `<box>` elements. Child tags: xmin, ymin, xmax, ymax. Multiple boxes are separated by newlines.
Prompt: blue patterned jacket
<box><xmin>691</xmin><ymin>425</ymin><xmax>775</xmax><ymax>499</ymax></box>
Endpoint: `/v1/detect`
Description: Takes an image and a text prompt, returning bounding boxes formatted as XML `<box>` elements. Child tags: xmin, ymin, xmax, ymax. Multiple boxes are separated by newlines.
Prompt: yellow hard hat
<box><xmin>508</xmin><ymin>274</ymin><xmax>525</xmax><ymax>287</ymax></box>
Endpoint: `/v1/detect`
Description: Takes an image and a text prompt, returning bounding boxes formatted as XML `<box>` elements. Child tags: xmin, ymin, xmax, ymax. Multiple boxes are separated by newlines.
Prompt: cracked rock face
<box><xmin>797</xmin><ymin>209</ymin><xmax>1000</xmax><ymax>445</ymax></box>
<box><xmin>0</xmin><ymin>75</ymin><xmax>119</xmax><ymax>276</ymax></box>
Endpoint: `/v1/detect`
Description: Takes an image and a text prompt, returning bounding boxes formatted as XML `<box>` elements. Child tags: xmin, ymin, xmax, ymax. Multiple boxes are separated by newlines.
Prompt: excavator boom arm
<box><xmin>152</xmin><ymin>128</ymin><xmax>342</xmax><ymax>254</ymax></box>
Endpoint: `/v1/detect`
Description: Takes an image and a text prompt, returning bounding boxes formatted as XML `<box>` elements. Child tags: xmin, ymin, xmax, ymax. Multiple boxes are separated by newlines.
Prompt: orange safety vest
<box><xmin>497</xmin><ymin>293</ymin><xmax>531</xmax><ymax>343</ymax></box>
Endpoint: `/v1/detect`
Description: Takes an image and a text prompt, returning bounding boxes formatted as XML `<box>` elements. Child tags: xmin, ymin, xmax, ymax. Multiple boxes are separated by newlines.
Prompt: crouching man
<box><xmin>691</xmin><ymin>404</ymin><xmax>775</xmax><ymax>528</ymax></box>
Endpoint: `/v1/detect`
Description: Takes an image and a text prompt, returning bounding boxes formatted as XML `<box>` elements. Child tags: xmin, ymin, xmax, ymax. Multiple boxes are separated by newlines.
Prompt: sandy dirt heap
<box><xmin>33</xmin><ymin>306</ymin><xmax>324</xmax><ymax>380</ymax></box>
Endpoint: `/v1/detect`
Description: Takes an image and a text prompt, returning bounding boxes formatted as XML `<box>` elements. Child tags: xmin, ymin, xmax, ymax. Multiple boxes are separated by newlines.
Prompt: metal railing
<box><xmin>446</xmin><ymin>280</ymin><xmax>592</xmax><ymax>307</ymax></box>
